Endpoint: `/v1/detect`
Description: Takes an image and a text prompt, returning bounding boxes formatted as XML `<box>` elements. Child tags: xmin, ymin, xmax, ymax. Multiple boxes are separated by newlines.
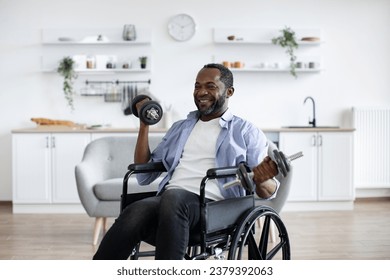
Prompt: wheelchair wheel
<box><xmin>228</xmin><ymin>206</ymin><xmax>290</xmax><ymax>260</ymax></box>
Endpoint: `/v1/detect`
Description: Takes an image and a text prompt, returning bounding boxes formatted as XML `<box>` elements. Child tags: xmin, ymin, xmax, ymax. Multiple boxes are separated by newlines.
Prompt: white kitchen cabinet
<box><xmin>279</xmin><ymin>131</ymin><xmax>354</xmax><ymax>209</ymax></box>
<box><xmin>12</xmin><ymin>133</ymin><xmax>91</xmax><ymax>212</ymax></box>
<box><xmin>51</xmin><ymin>133</ymin><xmax>91</xmax><ymax>203</ymax></box>
<box><xmin>12</xmin><ymin>134</ymin><xmax>51</xmax><ymax>204</ymax></box>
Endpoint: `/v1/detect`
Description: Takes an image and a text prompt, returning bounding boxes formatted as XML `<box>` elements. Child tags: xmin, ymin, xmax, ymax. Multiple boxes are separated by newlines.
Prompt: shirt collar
<box><xmin>187</xmin><ymin>108</ymin><xmax>233</xmax><ymax>128</ymax></box>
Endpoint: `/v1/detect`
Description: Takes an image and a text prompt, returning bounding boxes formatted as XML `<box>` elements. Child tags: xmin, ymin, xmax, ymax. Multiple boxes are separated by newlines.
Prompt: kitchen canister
<box><xmin>122</xmin><ymin>24</ymin><xmax>137</xmax><ymax>41</ymax></box>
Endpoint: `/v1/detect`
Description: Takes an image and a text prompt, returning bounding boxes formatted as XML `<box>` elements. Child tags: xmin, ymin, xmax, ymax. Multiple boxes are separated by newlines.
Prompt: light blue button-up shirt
<box><xmin>136</xmin><ymin>109</ymin><xmax>269</xmax><ymax>199</ymax></box>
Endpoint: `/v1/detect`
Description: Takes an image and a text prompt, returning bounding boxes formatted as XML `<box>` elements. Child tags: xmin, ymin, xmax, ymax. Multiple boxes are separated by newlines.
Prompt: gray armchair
<box><xmin>255</xmin><ymin>140</ymin><xmax>293</xmax><ymax>240</ymax></box>
<box><xmin>258</xmin><ymin>140</ymin><xmax>293</xmax><ymax>212</ymax></box>
<box><xmin>75</xmin><ymin>135</ymin><xmax>163</xmax><ymax>245</ymax></box>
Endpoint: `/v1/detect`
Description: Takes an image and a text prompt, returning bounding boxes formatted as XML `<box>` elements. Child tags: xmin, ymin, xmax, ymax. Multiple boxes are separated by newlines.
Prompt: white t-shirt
<box><xmin>166</xmin><ymin>118</ymin><xmax>224</xmax><ymax>200</ymax></box>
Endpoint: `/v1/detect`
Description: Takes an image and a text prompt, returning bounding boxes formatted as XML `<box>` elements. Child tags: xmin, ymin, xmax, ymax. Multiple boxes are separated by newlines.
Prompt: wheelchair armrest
<box><xmin>121</xmin><ymin>162</ymin><xmax>165</xmax><ymax>213</ymax></box>
<box><xmin>127</xmin><ymin>161</ymin><xmax>166</xmax><ymax>173</ymax></box>
<box><xmin>200</xmin><ymin>166</ymin><xmax>239</xmax><ymax>206</ymax></box>
<box><xmin>201</xmin><ymin>163</ymin><xmax>253</xmax><ymax>205</ymax></box>
<box><xmin>206</xmin><ymin>166</ymin><xmax>238</xmax><ymax>179</ymax></box>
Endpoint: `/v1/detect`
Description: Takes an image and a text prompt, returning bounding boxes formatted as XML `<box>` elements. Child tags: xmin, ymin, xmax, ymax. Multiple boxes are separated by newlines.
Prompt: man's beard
<box><xmin>197</xmin><ymin>92</ymin><xmax>227</xmax><ymax>116</ymax></box>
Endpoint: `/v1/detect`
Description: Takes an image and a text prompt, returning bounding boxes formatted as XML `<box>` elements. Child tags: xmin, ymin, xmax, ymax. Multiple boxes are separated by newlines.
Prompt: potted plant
<box><xmin>139</xmin><ymin>56</ymin><xmax>147</xmax><ymax>69</ymax></box>
<box><xmin>272</xmin><ymin>27</ymin><xmax>299</xmax><ymax>78</ymax></box>
<box><xmin>57</xmin><ymin>56</ymin><xmax>77</xmax><ymax>110</ymax></box>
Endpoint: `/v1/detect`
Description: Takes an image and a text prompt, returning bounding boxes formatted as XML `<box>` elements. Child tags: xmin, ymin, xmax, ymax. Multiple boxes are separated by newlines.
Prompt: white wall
<box><xmin>1</xmin><ymin>0</ymin><xmax>390</xmax><ymax>200</ymax></box>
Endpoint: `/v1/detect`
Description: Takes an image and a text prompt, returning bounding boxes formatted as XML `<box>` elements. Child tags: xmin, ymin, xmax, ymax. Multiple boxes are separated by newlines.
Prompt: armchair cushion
<box><xmin>93</xmin><ymin>178</ymin><xmax>123</xmax><ymax>201</ymax></box>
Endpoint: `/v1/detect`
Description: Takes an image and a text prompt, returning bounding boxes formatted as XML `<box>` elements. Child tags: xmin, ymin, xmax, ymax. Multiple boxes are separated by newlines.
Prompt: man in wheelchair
<box><xmin>93</xmin><ymin>63</ymin><xmax>279</xmax><ymax>260</ymax></box>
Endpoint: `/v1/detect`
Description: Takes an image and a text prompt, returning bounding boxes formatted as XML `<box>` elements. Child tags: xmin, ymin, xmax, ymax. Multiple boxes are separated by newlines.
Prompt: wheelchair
<box><xmin>121</xmin><ymin>161</ymin><xmax>291</xmax><ymax>260</ymax></box>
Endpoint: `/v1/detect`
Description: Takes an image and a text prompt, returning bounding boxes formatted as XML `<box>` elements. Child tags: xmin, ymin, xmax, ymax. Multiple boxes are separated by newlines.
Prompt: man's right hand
<box><xmin>135</xmin><ymin>97</ymin><xmax>151</xmax><ymax>125</ymax></box>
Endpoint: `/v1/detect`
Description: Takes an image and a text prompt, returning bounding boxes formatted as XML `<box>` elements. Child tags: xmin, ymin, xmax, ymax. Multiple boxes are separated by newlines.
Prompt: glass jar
<box><xmin>86</xmin><ymin>55</ymin><xmax>96</xmax><ymax>69</ymax></box>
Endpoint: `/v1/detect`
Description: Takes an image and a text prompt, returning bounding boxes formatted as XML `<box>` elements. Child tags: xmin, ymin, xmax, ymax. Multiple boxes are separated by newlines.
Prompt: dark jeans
<box><xmin>93</xmin><ymin>188</ymin><xmax>203</xmax><ymax>260</ymax></box>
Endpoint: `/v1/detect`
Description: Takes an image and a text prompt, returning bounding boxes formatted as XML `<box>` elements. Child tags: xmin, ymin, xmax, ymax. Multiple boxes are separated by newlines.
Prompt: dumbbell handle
<box><xmin>223</xmin><ymin>175</ymin><xmax>252</xmax><ymax>190</ymax></box>
<box><xmin>285</xmin><ymin>151</ymin><xmax>304</xmax><ymax>164</ymax></box>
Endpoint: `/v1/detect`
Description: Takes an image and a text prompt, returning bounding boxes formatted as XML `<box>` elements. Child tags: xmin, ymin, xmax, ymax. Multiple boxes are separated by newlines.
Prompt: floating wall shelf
<box><xmin>213</xmin><ymin>27</ymin><xmax>324</xmax><ymax>73</ymax></box>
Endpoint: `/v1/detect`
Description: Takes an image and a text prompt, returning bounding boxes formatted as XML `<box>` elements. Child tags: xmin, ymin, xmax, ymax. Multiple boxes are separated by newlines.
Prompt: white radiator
<box><xmin>353</xmin><ymin>107</ymin><xmax>390</xmax><ymax>188</ymax></box>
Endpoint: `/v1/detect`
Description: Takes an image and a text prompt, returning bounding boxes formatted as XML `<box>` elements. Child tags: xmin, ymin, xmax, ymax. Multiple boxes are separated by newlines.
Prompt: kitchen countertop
<box><xmin>11</xmin><ymin>126</ymin><xmax>355</xmax><ymax>133</ymax></box>
<box><xmin>11</xmin><ymin>126</ymin><xmax>168</xmax><ymax>133</ymax></box>
<box><xmin>275</xmin><ymin>127</ymin><xmax>355</xmax><ymax>132</ymax></box>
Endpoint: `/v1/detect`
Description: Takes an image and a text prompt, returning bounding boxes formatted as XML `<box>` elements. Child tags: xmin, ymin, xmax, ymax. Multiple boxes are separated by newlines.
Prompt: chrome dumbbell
<box><xmin>224</xmin><ymin>150</ymin><xmax>303</xmax><ymax>192</ymax></box>
<box><xmin>272</xmin><ymin>150</ymin><xmax>303</xmax><ymax>177</ymax></box>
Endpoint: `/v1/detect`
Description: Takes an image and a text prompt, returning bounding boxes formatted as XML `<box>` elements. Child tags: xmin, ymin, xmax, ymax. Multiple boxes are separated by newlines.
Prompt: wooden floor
<box><xmin>1</xmin><ymin>198</ymin><xmax>389</xmax><ymax>260</ymax></box>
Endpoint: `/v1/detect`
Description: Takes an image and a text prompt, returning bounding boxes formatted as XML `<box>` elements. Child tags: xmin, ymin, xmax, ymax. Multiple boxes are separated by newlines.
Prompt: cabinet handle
<box><xmin>51</xmin><ymin>136</ymin><xmax>56</xmax><ymax>148</ymax></box>
<box><xmin>45</xmin><ymin>136</ymin><xmax>50</xmax><ymax>148</ymax></box>
<box><xmin>311</xmin><ymin>135</ymin><xmax>317</xmax><ymax>146</ymax></box>
<box><xmin>318</xmin><ymin>135</ymin><xmax>323</xmax><ymax>146</ymax></box>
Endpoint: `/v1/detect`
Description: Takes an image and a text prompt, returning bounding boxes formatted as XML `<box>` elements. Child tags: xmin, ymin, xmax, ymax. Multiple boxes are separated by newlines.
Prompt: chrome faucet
<box><xmin>304</xmin><ymin>96</ymin><xmax>316</xmax><ymax>127</ymax></box>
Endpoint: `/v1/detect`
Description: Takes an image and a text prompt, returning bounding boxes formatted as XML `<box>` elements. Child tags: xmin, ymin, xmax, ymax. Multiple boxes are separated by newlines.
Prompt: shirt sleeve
<box><xmin>134</xmin><ymin>130</ymin><xmax>169</xmax><ymax>185</ymax></box>
<box><xmin>246</xmin><ymin>126</ymin><xmax>280</xmax><ymax>200</ymax></box>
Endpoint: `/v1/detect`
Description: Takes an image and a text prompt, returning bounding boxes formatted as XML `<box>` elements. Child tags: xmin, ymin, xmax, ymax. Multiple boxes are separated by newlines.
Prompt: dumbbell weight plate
<box><xmin>237</xmin><ymin>163</ymin><xmax>254</xmax><ymax>193</ymax></box>
<box><xmin>140</xmin><ymin>101</ymin><xmax>163</xmax><ymax>125</ymax></box>
<box><xmin>130</xmin><ymin>94</ymin><xmax>151</xmax><ymax>118</ymax></box>
<box><xmin>279</xmin><ymin>151</ymin><xmax>290</xmax><ymax>173</ymax></box>
<box><xmin>273</xmin><ymin>150</ymin><xmax>289</xmax><ymax>177</ymax></box>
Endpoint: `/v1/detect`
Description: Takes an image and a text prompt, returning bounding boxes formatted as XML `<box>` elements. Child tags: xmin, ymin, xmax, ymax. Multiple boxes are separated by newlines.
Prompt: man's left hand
<box><xmin>252</xmin><ymin>156</ymin><xmax>278</xmax><ymax>185</ymax></box>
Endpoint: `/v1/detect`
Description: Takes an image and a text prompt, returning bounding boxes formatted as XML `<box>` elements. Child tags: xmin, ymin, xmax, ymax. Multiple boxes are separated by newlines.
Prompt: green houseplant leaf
<box><xmin>272</xmin><ymin>27</ymin><xmax>299</xmax><ymax>78</ymax></box>
<box><xmin>57</xmin><ymin>56</ymin><xmax>77</xmax><ymax>110</ymax></box>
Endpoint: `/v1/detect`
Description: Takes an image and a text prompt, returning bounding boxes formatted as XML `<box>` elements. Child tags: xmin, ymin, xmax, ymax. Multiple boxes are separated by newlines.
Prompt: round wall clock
<box><xmin>167</xmin><ymin>13</ymin><xmax>197</xmax><ymax>42</ymax></box>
